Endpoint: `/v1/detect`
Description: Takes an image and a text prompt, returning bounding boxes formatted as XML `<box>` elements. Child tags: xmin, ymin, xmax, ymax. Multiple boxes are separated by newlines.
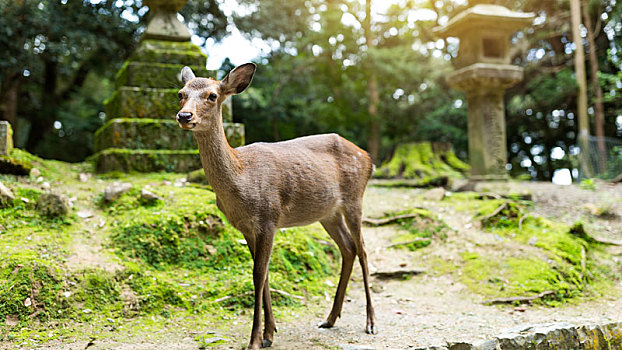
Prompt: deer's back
<box><xmin>232</xmin><ymin>133</ymin><xmax>372</xmax><ymax>228</ymax></box>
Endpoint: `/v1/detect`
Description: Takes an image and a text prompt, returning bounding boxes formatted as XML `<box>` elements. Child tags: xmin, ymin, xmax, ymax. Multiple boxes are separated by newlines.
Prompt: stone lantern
<box><xmin>435</xmin><ymin>0</ymin><xmax>534</xmax><ymax>179</ymax></box>
<box><xmin>92</xmin><ymin>0</ymin><xmax>244</xmax><ymax>172</ymax></box>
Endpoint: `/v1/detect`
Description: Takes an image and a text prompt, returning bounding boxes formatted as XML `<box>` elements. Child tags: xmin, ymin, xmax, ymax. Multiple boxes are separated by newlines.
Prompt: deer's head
<box><xmin>176</xmin><ymin>63</ymin><xmax>256</xmax><ymax>131</ymax></box>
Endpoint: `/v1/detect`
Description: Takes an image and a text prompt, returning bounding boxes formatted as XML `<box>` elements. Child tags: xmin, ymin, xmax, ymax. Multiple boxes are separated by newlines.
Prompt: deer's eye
<box><xmin>208</xmin><ymin>93</ymin><xmax>217</xmax><ymax>102</ymax></box>
<box><xmin>177</xmin><ymin>92</ymin><xmax>183</xmax><ymax>100</ymax></box>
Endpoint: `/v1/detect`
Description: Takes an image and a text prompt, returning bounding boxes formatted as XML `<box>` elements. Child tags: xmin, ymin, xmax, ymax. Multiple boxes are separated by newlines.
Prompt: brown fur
<box><xmin>177</xmin><ymin>64</ymin><xmax>377</xmax><ymax>350</ymax></box>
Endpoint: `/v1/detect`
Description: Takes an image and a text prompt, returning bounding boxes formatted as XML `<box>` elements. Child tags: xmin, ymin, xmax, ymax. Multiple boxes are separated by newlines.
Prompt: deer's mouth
<box><xmin>180</xmin><ymin>122</ymin><xmax>197</xmax><ymax>130</ymax></box>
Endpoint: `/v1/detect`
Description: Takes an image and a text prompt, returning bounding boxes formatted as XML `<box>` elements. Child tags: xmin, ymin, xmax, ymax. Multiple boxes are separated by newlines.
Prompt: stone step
<box><xmin>136</xmin><ymin>39</ymin><xmax>203</xmax><ymax>53</ymax></box>
<box><xmin>131</xmin><ymin>49</ymin><xmax>207</xmax><ymax>66</ymax></box>
<box><xmin>115</xmin><ymin>62</ymin><xmax>213</xmax><ymax>89</ymax></box>
<box><xmin>132</xmin><ymin>39</ymin><xmax>207</xmax><ymax>66</ymax></box>
<box><xmin>94</xmin><ymin>119</ymin><xmax>245</xmax><ymax>152</ymax></box>
<box><xmin>104</xmin><ymin>87</ymin><xmax>233</xmax><ymax>122</ymax></box>
<box><xmin>91</xmin><ymin>149</ymin><xmax>202</xmax><ymax>173</ymax></box>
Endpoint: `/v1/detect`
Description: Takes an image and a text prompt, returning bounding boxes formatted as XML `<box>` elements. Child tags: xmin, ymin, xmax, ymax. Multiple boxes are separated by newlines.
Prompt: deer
<box><xmin>175</xmin><ymin>63</ymin><xmax>377</xmax><ymax>350</ymax></box>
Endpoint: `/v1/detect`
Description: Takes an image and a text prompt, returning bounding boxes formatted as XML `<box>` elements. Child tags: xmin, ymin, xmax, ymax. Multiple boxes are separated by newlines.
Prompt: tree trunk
<box><xmin>0</xmin><ymin>75</ymin><xmax>20</xmax><ymax>143</ymax></box>
<box><xmin>570</xmin><ymin>0</ymin><xmax>592</xmax><ymax>178</ymax></box>
<box><xmin>26</xmin><ymin>57</ymin><xmax>58</xmax><ymax>152</ymax></box>
<box><xmin>364</xmin><ymin>0</ymin><xmax>380</xmax><ymax>164</ymax></box>
<box><xmin>582</xmin><ymin>0</ymin><xmax>607</xmax><ymax>173</ymax></box>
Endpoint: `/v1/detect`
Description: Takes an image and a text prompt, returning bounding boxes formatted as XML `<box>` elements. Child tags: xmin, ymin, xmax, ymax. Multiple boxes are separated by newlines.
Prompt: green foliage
<box><xmin>579</xmin><ymin>178</ymin><xmax>597</xmax><ymax>190</ymax></box>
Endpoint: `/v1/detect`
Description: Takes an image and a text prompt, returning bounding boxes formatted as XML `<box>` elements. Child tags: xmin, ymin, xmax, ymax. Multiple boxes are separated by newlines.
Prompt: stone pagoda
<box><xmin>435</xmin><ymin>0</ymin><xmax>533</xmax><ymax>179</ymax></box>
<box><xmin>92</xmin><ymin>0</ymin><xmax>244</xmax><ymax>173</ymax></box>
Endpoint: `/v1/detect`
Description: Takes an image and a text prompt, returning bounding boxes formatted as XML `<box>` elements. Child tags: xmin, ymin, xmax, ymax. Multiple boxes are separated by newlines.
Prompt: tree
<box><xmin>232</xmin><ymin>0</ymin><xmax>468</xmax><ymax>163</ymax></box>
<box><xmin>0</xmin><ymin>0</ymin><xmax>227</xmax><ymax>161</ymax></box>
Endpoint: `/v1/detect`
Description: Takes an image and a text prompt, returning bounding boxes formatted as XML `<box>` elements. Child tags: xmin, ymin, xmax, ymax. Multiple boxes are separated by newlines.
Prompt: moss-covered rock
<box><xmin>132</xmin><ymin>39</ymin><xmax>206</xmax><ymax>66</ymax></box>
<box><xmin>375</xmin><ymin>142</ymin><xmax>469</xmax><ymax>187</ymax></box>
<box><xmin>115</xmin><ymin>62</ymin><xmax>213</xmax><ymax>89</ymax></box>
<box><xmin>91</xmin><ymin>149</ymin><xmax>202</xmax><ymax>173</ymax></box>
<box><xmin>94</xmin><ymin>119</ymin><xmax>244</xmax><ymax>152</ymax></box>
<box><xmin>0</xmin><ymin>153</ymin><xmax>32</xmax><ymax>175</ymax></box>
<box><xmin>36</xmin><ymin>193</ymin><xmax>70</xmax><ymax>218</ymax></box>
<box><xmin>104</xmin><ymin>87</ymin><xmax>179</xmax><ymax>120</ymax></box>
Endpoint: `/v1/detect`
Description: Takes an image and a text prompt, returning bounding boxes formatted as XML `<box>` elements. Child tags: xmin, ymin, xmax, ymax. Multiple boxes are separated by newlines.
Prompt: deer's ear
<box><xmin>181</xmin><ymin>66</ymin><xmax>195</xmax><ymax>85</ymax></box>
<box><xmin>221</xmin><ymin>63</ymin><xmax>256</xmax><ymax>95</ymax></box>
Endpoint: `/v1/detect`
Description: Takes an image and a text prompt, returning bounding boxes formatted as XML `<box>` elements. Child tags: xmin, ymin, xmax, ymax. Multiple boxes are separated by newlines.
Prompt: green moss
<box><xmin>385</xmin><ymin>208</ymin><xmax>449</xmax><ymax>251</ymax></box>
<box><xmin>115</xmin><ymin>62</ymin><xmax>213</xmax><ymax>89</ymax></box>
<box><xmin>104</xmin><ymin>87</ymin><xmax>180</xmax><ymax>120</ymax></box>
<box><xmin>375</xmin><ymin>142</ymin><xmax>468</xmax><ymax>184</ymax></box>
<box><xmin>460</xmin><ymin>196</ymin><xmax>613</xmax><ymax>303</ymax></box>
<box><xmin>90</xmin><ymin>148</ymin><xmax>201</xmax><ymax>173</ymax></box>
<box><xmin>0</xmin><ymin>153</ymin><xmax>32</xmax><ymax>175</ymax></box>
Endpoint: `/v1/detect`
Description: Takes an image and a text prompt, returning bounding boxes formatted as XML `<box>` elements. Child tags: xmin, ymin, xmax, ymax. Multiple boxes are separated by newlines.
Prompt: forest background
<box><xmin>1</xmin><ymin>0</ymin><xmax>621</xmax><ymax>182</ymax></box>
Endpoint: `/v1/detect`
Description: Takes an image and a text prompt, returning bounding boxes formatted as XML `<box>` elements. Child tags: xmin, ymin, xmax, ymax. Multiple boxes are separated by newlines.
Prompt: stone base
<box><xmin>0</xmin><ymin>121</ymin><xmax>13</xmax><ymax>156</ymax></box>
<box><xmin>94</xmin><ymin>119</ymin><xmax>245</xmax><ymax>152</ymax></box>
<box><xmin>91</xmin><ymin>149</ymin><xmax>202</xmax><ymax>173</ymax></box>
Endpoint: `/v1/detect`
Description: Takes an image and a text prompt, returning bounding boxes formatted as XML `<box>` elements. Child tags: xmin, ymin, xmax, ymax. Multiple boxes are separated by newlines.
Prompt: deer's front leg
<box><xmin>261</xmin><ymin>271</ymin><xmax>276</xmax><ymax>347</ymax></box>
<box><xmin>247</xmin><ymin>229</ymin><xmax>275</xmax><ymax>350</ymax></box>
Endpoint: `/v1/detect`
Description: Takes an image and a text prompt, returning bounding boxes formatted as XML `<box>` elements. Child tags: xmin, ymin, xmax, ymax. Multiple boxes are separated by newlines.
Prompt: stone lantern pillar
<box><xmin>435</xmin><ymin>0</ymin><xmax>534</xmax><ymax>179</ymax></box>
<box><xmin>92</xmin><ymin>0</ymin><xmax>244</xmax><ymax>172</ymax></box>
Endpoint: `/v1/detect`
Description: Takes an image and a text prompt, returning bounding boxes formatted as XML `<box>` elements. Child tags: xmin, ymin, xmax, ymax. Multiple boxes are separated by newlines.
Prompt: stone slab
<box><xmin>0</xmin><ymin>121</ymin><xmax>13</xmax><ymax>156</ymax></box>
<box><xmin>104</xmin><ymin>87</ymin><xmax>234</xmax><ymax>123</ymax></box>
<box><xmin>447</xmin><ymin>63</ymin><xmax>524</xmax><ymax>91</ymax></box>
<box><xmin>413</xmin><ymin>322</ymin><xmax>622</xmax><ymax>350</ymax></box>
<box><xmin>104</xmin><ymin>87</ymin><xmax>179</xmax><ymax>120</ymax></box>
<box><xmin>131</xmin><ymin>48</ymin><xmax>206</xmax><ymax>66</ymax></box>
<box><xmin>115</xmin><ymin>62</ymin><xmax>213</xmax><ymax>89</ymax></box>
<box><xmin>94</xmin><ymin>118</ymin><xmax>244</xmax><ymax>152</ymax></box>
<box><xmin>91</xmin><ymin>149</ymin><xmax>202</xmax><ymax>173</ymax></box>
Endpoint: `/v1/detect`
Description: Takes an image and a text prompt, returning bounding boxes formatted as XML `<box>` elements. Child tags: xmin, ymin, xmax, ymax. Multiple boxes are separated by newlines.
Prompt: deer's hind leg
<box><xmin>343</xmin><ymin>203</ymin><xmax>377</xmax><ymax>335</ymax></box>
<box><xmin>319</xmin><ymin>214</ymin><xmax>356</xmax><ymax>328</ymax></box>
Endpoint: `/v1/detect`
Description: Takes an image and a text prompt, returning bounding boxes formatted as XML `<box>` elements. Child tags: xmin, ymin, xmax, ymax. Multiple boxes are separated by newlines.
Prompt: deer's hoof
<box><xmin>261</xmin><ymin>339</ymin><xmax>272</xmax><ymax>348</ymax></box>
<box><xmin>318</xmin><ymin>321</ymin><xmax>334</xmax><ymax>329</ymax></box>
<box><xmin>365</xmin><ymin>324</ymin><xmax>378</xmax><ymax>335</ymax></box>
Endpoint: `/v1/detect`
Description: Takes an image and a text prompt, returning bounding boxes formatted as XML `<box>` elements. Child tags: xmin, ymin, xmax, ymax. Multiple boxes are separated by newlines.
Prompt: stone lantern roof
<box><xmin>435</xmin><ymin>4</ymin><xmax>534</xmax><ymax>39</ymax></box>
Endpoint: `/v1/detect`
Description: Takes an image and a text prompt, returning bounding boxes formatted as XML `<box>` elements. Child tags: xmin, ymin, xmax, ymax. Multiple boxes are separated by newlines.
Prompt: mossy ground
<box><xmin>435</xmin><ymin>191</ymin><xmax>618</xmax><ymax>305</ymax></box>
<box><xmin>0</xmin><ymin>151</ymin><xmax>338</xmax><ymax>347</ymax></box>
<box><xmin>1</xmin><ymin>153</ymin><xmax>620</xmax><ymax>348</ymax></box>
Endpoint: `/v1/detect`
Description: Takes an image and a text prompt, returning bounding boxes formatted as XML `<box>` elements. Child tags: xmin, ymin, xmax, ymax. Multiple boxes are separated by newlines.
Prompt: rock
<box><xmin>415</xmin><ymin>322</ymin><xmax>622</xmax><ymax>350</ymax></box>
<box><xmin>0</xmin><ymin>181</ymin><xmax>15</xmax><ymax>208</ymax></box>
<box><xmin>78</xmin><ymin>173</ymin><xmax>91</xmax><ymax>182</ymax></box>
<box><xmin>103</xmin><ymin>182</ymin><xmax>132</xmax><ymax>202</ymax></box>
<box><xmin>424</xmin><ymin>187</ymin><xmax>446</xmax><ymax>201</ymax></box>
<box><xmin>36</xmin><ymin>193</ymin><xmax>70</xmax><ymax>217</ymax></box>
<box><xmin>0</xmin><ymin>121</ymin><xmax>13</xmax><ymax>156</ymax></box>
<box><xmin>0</xmin><ymin>153</ymin><xmax>32</xmax><ymax>175</ymax></box>
<box><xmin>187</xmin><ymin>168</ymin><xmax>209</xmax><ymax>184</ymax></box>
<box><xmin>371</xmin><ymin>267</ymin><xmax>426</xmax><ymax>280</ymax></box>
<box><xmin>41</xmin><ymin>182</ymin><xmax>50</xmax><ymax>191</ymax></box>
<box><xmin>140</xmin><ymin>188</ymin><xmax>163</xmax><ymax>202</ymax></box>
<box><xmin>30</xmin><ymin>168</ymin><xmax>41</xmax><ymax>177</ymax></box>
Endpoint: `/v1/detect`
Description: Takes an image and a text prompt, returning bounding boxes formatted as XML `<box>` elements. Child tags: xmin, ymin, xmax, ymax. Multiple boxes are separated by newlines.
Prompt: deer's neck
<box><xmin>193</xmin><ymin>116</ymin><xmax>241</xmax><ymax>194</ymax></box>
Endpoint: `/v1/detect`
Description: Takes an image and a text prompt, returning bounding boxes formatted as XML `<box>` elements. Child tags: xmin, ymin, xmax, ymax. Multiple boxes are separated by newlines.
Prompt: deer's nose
<box><xmin>177</xmin><ymin>112</ymin><xmax>193</xmax><ymax>124</ymax></box>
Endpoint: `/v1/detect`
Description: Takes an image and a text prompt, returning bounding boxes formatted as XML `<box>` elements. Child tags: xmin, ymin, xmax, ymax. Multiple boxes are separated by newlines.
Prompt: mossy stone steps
<box><xmin>94</xmin><ymin>119</ymin><xmax>245</xmax><ymax>152</ymax></box>
<box><xmin>115</xmin><ymin>62</ymin><xmax>213</xmax><ymax>89</ymax></box>
<box><xmin>92</xmin><ymin>149</ymin><xmax>202</xmax><ymax>173</ymax></box>
<box><xmin>94</xmin><ymin>37</ymin><xmax>244</xmax><ymax>173</ymax></box>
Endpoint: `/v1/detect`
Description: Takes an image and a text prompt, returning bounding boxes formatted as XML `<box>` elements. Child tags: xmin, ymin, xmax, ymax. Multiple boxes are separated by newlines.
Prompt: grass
<box><xmin>0</xmin><ymin>150</ymin><xmax>339</xmax><ymax>346</ymax></box>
